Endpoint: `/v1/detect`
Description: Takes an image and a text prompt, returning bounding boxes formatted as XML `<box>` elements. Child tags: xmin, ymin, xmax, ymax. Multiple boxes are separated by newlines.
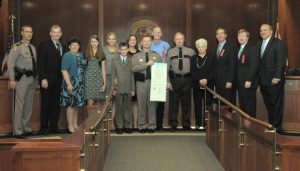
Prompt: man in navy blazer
<box><xmin>258</xmin><ymin>24</ymin><xmax>286</xmax><ymax>132</ymax></box>
<box><xmin>37</xmin><ymin>25</ymin><xmax>66</xmax><ymax>134</ymax></box>
<box><xmin>214</xmin><ymin>28</ymin><xmax>238</xmax><ymax>104</ymax></box>
<box><xmin>236</xmin><ymin>29</ymin><xmax>259</xmax><ymax>118</ymax></box>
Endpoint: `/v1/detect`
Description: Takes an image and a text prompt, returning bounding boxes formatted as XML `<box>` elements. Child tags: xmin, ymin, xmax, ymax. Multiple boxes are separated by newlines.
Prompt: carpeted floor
<box><xmin>104</xmin><ymin>133</ymin><xmax>224</xmax><ymax>171</ymax></box>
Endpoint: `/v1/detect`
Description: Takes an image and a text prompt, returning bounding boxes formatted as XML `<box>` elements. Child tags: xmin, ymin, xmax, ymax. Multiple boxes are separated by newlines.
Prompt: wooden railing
<box><xmin>201</xmin><ymin>84</ymin><xmax>280</xmax><ymax>171</ymax></box>
<box><xmin>0</xmin><ymin>85</ymin><xmax>115</xmax><ymax>171</ymax></box>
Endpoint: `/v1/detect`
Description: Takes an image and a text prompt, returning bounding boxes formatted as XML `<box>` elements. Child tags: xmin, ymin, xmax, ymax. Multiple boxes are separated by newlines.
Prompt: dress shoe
<box><xmin>15</xmin><ymin>134</ymin><xmax>27</xmax><ymax>139</ymax></box>
<box><xmin>170</xmin><ymin>127</ymin><xmax>177</xmax><ymax>132</ymax></box>
<box><xmin>156</xmin><ymin>125</ymin><xmax>163</xmax><ymax>131</ymax></box>
<box><xmin>182</xmin><ymin>126</ymin><xmax>191</xmax><ymax>131</ymax></box>
<box><xmin>124</xmin><ymin>128</ymin><xmax>132</xmax><ymax>134</ymax></box>
<box><xmin>116</xmin><ymin>129</ymin><xmax>123</xmax><ymax>134</ymax></box>
<box><xmin>40</xmin><ymin>129</ymin><xmax>48</xmax><ymax>135</ymax></box>
<box><xmin>139</xmin><ymin>129</ymin><xmax>147</xmax><ymax>133</ymax></box>
<box><xmin>23</xmin><ymin>131</ymin><xmax>34</xmax><ymax>136</ymax></box>
<box><xmin>148</xmin><ymin>129</ymin><xmax>155</xmax><ymax>133</ymax></box>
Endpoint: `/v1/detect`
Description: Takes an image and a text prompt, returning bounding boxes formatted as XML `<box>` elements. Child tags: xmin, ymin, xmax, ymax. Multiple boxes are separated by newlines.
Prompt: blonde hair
<box><xmin>106</xmin><ymin>32</ymin><xmax>117</xmax><ymax>40</ymax></box>
<box><xmin>195</xmin><ymin>38</ymin><xmax>208</xmax><ymax>48</ymax></box>
<box><xmin>237</xmin><ymin>29</ymin><xmax>250</xmax><ymax>37</ymax></box>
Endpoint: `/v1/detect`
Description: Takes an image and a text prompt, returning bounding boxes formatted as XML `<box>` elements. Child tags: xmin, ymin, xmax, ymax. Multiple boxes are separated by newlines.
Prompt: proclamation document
<box><xmin>150</xmin><ymin>63</ymin><xmax>167</xmax><ymax>102</ymax></box>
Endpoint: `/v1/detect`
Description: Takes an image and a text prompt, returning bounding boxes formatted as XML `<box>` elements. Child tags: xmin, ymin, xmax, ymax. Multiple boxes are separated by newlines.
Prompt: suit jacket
<box><xmin>236</xmin><ymin>43</ymin><xmax>259</xmax><ymax>89</ymax></box>
<box><xmin>111</xmin><ymin>56</ymin><xmax>135</xmax><ymax>94</ymax></box>
<box><xmin>37</xmin><ymin>39</ymin><xmax>66</xmax><ymax>84</ymax></box>
<box><xmin>258</xmin><ymin>37</ymin><xmax>286</xmax><ymax>86</ymax></box>
<box><xmin>214</xmin><ymin>41</ymin><xmax>238</xmax><ymax>88</ymax></box>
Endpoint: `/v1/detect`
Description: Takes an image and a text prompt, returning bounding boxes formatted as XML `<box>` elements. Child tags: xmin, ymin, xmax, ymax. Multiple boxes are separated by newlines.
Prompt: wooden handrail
<box><xmin>201</xmin><ymin>84</ymin><xmax>274</xmax><ymax>130</ymax></box>
<box><xmin>89</xmin><ymin>85</ymin><xmax>115</xmax><ymax>131</ymax></box>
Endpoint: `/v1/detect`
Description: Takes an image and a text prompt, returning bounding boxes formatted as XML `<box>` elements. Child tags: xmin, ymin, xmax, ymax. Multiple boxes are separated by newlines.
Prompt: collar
<box><xmin>218</xmin><ymin>40</ymin><xmax>226</xmax><ymax>47</ymax></box>
<box><xmin>240</xmin><ymin>42</ymin><xmax>247</xmax><ymax>49</ymax></box>
<box><xmin>263</xmin><ymin>36</ymin><xmax>271</xmax><ymax>44</ymax></box>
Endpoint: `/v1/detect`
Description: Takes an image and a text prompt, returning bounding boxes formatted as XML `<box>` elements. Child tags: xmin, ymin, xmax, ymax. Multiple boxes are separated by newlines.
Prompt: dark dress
<box><xmin>60</xmin><ymin>51</ymin><xmax>87</xmax><ymax>107</ymax></box>
<box><xmin>190</xmin><ymin>52</ymin><xmax>215</xmax><ymax>127</ymax></box>
<box><xmin>128</xmin><ymin>49</ymin><xmax>140</xmax><ymax>102</ymax></box>
<box><xmin>85</xmin><ymin>58</ymin><xmax>106</xmax><ymax>101</ymax></box>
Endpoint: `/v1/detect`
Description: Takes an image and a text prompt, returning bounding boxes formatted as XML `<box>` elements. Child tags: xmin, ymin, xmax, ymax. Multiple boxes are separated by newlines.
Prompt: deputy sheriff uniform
<box><xmin>168</xmin><ymin>46</ymin><xmax>195</xmax><ymax>130</ymax></box>
<box><xmin>7</xmin><ymin>40</ymin><xmax>37</xmax><ymax>136</ymax></box>
<box><xmin>131</xmin><ymin>50</ymin><xmax>162</xmax><ymax>132</ymax></box>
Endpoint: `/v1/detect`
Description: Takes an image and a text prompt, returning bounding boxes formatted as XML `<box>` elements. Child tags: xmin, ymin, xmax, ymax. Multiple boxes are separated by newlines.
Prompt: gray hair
<box><xmin>195</xmin><ymin>38</ymin><xmax>208</xmax><ymax>48</ymax></box>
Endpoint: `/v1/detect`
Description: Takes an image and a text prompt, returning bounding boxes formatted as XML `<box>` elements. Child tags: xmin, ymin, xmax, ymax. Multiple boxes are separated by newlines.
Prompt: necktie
<box><xmin>145</xmin><ymin>52</ymin><xmax>151</xmax><ymax>79</ymax></box>
<box><xmin>56</xmin><ymin>43</ymin><xmax>61</xmax><ymax>56</ymax></box>
<box><xmin>28</xmin><ymin>45</ymin><xmax>37</xmax><ymax>77</ymax></box>
<box><xmin>261</xmin><ymin>41</ymin><xmax>267</xmax><ymax>58</ymax></box>
<box><xmin>238</xmin><ymin>46</ymin><xmax>243</xmax><ymax>59</ymax></box>
<box><xmin>178</xmin><ymin>47</ymin><xmax>183</xmax><ymax>70</ymax></box>
<box><xmin>123</xmin><ymin>58</ymin><xmax>126</xmax><ymax>64</ymax></box>
<box><xmin>217</xmin><ymin>44</ymin><xmax>222</xmax><ymax>57</ymax></box>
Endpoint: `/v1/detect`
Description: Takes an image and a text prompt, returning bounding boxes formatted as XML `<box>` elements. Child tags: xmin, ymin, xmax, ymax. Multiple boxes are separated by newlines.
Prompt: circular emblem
<box><xmin>129</xmin><ymin>20</ymin><xmax>159</xmax><ymax>42</ymax></box>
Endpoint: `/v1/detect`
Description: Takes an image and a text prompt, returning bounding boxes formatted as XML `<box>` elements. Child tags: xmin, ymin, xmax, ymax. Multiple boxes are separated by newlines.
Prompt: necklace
<box><xmin>196</xmin><ymin>54</ymin><xmax>207</xmax><ymax>69</ymax></box>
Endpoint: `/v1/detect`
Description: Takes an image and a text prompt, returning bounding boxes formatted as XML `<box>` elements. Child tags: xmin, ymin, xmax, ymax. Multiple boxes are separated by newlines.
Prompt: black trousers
<box><xmin>40</xmin><ymin>77</ymin><xmax>61</xmax><ymax>130</ymax></box>
<box><xmin>156</xmin><ymin>102</ymin><xmax>165</xmax><ymax>128</ymax></box>
<box><xmin>169</xmin><ymin>77</ymin><xmax>191</xmax><ymax>128</ymax></box>
<box><xmin>238</xmin><ymin>88</ymin><xmax>257</xmax><ymax>118</ymax></box>
<box><xmin>260</xmin><ymin>83</ymin><xmax>284</xmax><ymax>131</ymax></box>
<box><xmin>193</xmin><ymin>86</ymin><xmax>213</xmax><ymax>127</ymax></box>
<box><xmin>215</xmin><ymin>86</ymin><xmax>236</xmax><ymax>105</ymax></box>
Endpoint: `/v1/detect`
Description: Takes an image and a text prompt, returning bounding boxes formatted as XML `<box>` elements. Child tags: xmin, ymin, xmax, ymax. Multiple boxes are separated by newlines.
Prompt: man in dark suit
<box><xmin>37</xmin><ymin>25</ymin><xmax>65</xmax><ymax>134</ymax></box>
<box><xmin>214</xmin><ymin>28</ymin><xmax>237</xmax><ymax>104</ymax></box>
<box><xmin>258</xmin><ymin>24</ymin><xmax>286</xmax><ymax>132</ymax></box>
<box><xmin>236</xmin><ymin>29</ymin><xmax>259</xmax><ymax>118</ymax></box>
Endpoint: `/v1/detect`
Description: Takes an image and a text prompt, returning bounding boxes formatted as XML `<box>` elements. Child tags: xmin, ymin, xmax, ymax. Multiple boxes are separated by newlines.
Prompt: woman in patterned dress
<box><xmin>85</xmin><ymin>35</ymin><xmax>106</xmax><ymax>106</ymax></box>
<box><xmin>60</xmin><ymin>38</ymin><xmax>87</xmax><ymax>133</ymax></box>
<box><xmin>127</xmin><ymin>35</ymin><xmax>140</xmax><ymax>129</ymax></box>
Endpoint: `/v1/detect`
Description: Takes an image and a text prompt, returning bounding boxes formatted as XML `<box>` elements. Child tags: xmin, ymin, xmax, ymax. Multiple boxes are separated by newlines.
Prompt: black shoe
<box><xmin>182</xmin><ymin>126</ymin><xmax>191</xmax><ymax>131</ymax></box>
<box><xmin>23</xmin><ymin>131</ymin><xmax>34</xmax><ymax>136</ymax></box>
<box><xmin>124</xmin><ymin>128</ymin><xmax>132</xmax><ymax>134</ymax></box>
<box><xmin>15</xmin><ymin>134</ymin><xmax>27</xmax><ymax>139</ymax></box>
<box><xmin>139</xmin><ymin>129</ymin><xmax>147</xmax><ymax>133</ymax></box>
<box><xmin>156</xmin><ymin>126</ymin><xmax>163</xmax><ymax>131</ymax></box>
<box><xmin>116</xmin><ymin>129</ymin><xmax>123</xmax><ymax>134</ymax></box>
<box><xmin>170</xmin><ymin>127</ymin><xmax>176</xmax><ymax>132</ymax></box>
<box><xmin>148</xmin><ymin>129</ymin><xmax>155</xmax><ymax>133</ymax></box>
<box><xmin>40</xmin><ymin>129</ymin><xmax>49</xmax><ymax>135</ymax></box>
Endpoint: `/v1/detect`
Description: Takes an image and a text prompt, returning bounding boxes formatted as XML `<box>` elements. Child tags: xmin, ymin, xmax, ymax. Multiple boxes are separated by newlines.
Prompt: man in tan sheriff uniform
<box><xmin>131</xmin><ymin>35</ymin><xmax>162</xmax><ymax>133</ymax></box>
<box><xmin>7</xmin><ymin>25</ymin><xmax>37</xmax><ymax>138</ymax></box>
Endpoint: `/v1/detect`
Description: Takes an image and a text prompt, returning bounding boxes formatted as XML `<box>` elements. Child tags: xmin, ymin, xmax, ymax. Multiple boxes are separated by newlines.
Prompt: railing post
<box><xmin>218</xmin><ymin>99</ymin><xmax>223</xmax><ymax>132</ymax></box>
<box><xmin>238</xmin><ymin>116</ymin><xmax>244</xmax><ymax>148</ymax></box>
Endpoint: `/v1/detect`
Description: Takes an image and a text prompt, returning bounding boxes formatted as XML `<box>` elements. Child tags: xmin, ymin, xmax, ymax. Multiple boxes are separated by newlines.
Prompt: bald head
<box><xmin>174</xmin><ymin>32</ymin><xmax>185</xmax><ymax>47</ymax></box>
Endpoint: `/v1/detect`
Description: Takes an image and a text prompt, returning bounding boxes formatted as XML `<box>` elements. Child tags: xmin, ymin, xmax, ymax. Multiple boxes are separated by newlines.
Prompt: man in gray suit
<box><xmin>111</xmin><ymin>42</ymin><xmax>135</xmax><ymax>134</ymax></box>
<box><xmin>7</xmin><ymin>25</ymin><xmax>37</xmax><ymax>138</ymax></box>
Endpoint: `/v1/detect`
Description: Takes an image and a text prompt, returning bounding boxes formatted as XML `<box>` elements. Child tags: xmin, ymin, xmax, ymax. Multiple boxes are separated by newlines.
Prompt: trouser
<box><xmin>169</xmin><ymin>77</ymin><xmax>191</xmax><ymax>128</ymax></box>
<box><xmin>260</xmin><ymin>83</ymin><xmax>284</xmax><ymax>130</ymax></box>
<box><xmin>136</xmin><ymin>80</ymin><xmax>157</xmax><ymax>130</ymax></box>
<box><xmin>40</xmin><ymin>77</ymin><xmax>61</xmax><ymax>130</ymax></box>
<box><xmin>215</xmin><ymin>85</ymin><xmax>236</xmax><ymax>105</ymax></box>
<box><xmin>238</xmin><ymin>88</ymin><xmax>257</xmax><ymax>118</ymax></box>
<box><xmin>14</xmin><ymin>76</ymin><xmax>35</xmax><ymax>135</ymax></box>
<box><xmin>156</xmin><ymin>102</ymin><xmax>165</xmax><ymax>128</ymax></box>
<box><xmin>115</xmin><ymin>93</ymin><xmax>132</xmax><ymax>129</ymax></box>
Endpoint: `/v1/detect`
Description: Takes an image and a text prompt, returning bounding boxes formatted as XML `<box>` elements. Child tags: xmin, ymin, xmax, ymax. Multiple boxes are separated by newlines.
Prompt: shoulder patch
<box><xmin>15</xmin><ymin>41</ymin><xmax>23</xmax><ymax>46</ymax></box>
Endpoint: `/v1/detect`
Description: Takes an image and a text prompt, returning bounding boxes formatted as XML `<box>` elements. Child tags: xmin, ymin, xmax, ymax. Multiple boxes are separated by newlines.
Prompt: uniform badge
<box><xmin>13</xmin><ymin>47</ymin><xmax>17</xmax><ymax>52</ymax></box>
<box><xmin>153</xmin><ymin>56</ymin><xmax>156</xmax><ymax>60</ymax></box>
<box><xmin>139</xmin><ymin>59</ymin><xmax>143</xmax><ymax>62</ymax></box>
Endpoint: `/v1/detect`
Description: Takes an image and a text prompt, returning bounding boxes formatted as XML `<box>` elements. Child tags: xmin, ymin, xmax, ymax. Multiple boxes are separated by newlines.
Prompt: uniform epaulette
<box><xmin>15</xmin><ymin>41</ymin><xmax>23</xmax><ymax>46</ymax></box>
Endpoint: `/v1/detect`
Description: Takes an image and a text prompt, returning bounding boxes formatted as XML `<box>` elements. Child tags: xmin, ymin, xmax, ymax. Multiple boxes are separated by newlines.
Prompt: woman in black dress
<box><xmin>127</xmin><ymin>35</ymin><xmax>140</xmax><ymax>129</ymax></box>
<box><xmin>191</xmin><ymin>38</ymin><xmax>215</xmax><ymax>130</ymax></box>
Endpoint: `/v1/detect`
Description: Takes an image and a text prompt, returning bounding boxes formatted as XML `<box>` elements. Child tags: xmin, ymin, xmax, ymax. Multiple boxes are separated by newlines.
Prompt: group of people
<box><xmin>6</xmin><ymin>23</ymin><xmax>286</xmax><ymax>138</ymax></box>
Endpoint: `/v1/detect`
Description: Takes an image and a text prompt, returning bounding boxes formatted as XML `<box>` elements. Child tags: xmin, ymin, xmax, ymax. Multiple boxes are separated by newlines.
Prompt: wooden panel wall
<box><xmin>0</xmin><ymin>0</ymin><xmax>9</xmax><ymax>75</ymax></box>
<box><xmin>278</xmin><ymin>0</ymin><xmax>300</xmax><ymax>67</ymax></box>
<box><xmin>19</xmin><ymin>0</ymin><xmax>100</xmax><ymax>50</ymax></box>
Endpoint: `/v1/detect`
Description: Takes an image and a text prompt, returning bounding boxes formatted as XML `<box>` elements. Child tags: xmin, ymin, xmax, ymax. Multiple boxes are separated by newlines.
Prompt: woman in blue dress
<box><xmin>85</xmin><ymin>35</ymin><xmax>106</xmax><ymax>106</ymax></box>
<box><xmin>60</xmin><ymin>38</ymin><xmax>87</xmax><ymax>133</ymax></box>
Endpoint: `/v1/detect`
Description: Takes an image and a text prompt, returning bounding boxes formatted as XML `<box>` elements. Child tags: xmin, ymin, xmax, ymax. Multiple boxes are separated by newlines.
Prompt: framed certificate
<box><xmin>150</xmin><ymin>63</ymin><xmax>167</xmax><ymax>102</ymax></box>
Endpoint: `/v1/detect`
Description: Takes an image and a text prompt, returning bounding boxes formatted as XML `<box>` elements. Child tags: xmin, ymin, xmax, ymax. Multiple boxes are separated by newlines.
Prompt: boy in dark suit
<box><xmin>236</xmin><ymin>29</ymin><xmax>259</xmax><ymax>117</ymax></box>
<box><xmin>111</xmin><ymin>42</ymin><xmax>135</xmax><ymax>134</ymax></box>
<box><xmin>258</xmin><ymin>24</ymin><xmax>286</xmax><ymax>132</ymax></box>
